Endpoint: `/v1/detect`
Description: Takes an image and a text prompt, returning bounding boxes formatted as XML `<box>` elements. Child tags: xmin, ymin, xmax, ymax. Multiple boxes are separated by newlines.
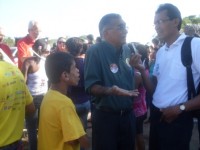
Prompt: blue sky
<box><xmin>0</xmin><ymin>0</ymin><xmax>199</xmax><ymax>43</ymax></box>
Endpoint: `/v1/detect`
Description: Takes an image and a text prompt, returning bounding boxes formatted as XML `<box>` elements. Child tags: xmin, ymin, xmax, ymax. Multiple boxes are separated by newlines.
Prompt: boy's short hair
<box><xmin>32</xmin><ymin>38</ymin><xmax>48</xmax><ymax>54</ymax></box>
<box><xmin>45</xmin><ymin>52</ymin><xmax>74</xmax><ymax>83</ymax></box>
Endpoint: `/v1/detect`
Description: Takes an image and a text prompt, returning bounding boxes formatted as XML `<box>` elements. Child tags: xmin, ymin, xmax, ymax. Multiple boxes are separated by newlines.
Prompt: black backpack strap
<box><xmin>181</xmin><ymin>36</ymin><xmax>196</xmax><ymax>100</ymax></box>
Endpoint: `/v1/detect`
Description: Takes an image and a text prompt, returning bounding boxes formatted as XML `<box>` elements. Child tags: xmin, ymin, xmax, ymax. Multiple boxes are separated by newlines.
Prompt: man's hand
<box><xmin>109</xmin><ymin>85</ymin><xmax>139</xmax><ymax>97</ymax></box>
<box><xmin>91</xmin><ymin>85</ymin><xmax>139</xmax><ymax>97</ymax></box>
<box><xmin>160</xmin><ymin>105</ymin><xmax>182</xmax><ymax>123</ymax></box>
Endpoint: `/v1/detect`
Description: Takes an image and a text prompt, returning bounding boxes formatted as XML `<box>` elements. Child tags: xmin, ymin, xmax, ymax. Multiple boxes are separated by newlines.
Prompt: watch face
<box><xmin>180</xmin><ymin>105</ymin><xmax>185</xmax><ymax>111</ymax></box>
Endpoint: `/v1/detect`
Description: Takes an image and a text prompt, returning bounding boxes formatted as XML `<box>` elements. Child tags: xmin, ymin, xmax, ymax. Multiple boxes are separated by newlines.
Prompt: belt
<box><xmin>32</xmin><ymin>94</ymin><xmax>45</xmax><ymax>98</ymax></box>
<box><xmin>98</xmin><ymin>107</ymin><xmax>132</xmax><ymax>116</ymax></box>
<box><xmin>0</xmin><ymin>140</ymin><xmax>20</xmax><ymax>149</ymax></box>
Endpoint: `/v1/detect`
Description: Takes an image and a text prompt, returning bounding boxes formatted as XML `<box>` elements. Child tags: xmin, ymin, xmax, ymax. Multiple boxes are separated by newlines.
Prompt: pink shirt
<box><xmin>133</xmin><ymin>86</ymin><xmax>147</xmax><ymax>117</ymax></box>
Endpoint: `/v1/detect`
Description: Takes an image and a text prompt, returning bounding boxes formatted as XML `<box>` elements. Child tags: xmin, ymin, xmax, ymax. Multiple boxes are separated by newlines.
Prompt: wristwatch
<box><xmin>179</xmin><ymin>104</ymin><xmax>186</xmax><ymax>111</ymax></box>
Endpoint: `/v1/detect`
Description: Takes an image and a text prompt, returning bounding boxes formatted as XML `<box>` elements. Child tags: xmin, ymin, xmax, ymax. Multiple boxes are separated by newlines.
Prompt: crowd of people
<box><xmin>0</xmin><ymin>2</ymin><xmax>200</xmax><ymax>150</ymax></box>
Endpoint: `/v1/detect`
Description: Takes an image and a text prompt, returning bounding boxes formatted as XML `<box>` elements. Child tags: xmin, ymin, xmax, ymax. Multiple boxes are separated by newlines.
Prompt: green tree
<box><xmin>182</xmin><ymin>15</ymin><xmax>200</xmax><ymax>28</ymax></box>
<box><xmin>3</xmin><ymin>37</ymin><xmax>15</xmax><ymax>47</ymax></box>
<box><xmin>182</xmin><ymin>15</ymin><xmax>200</xmax><ymax>35</ymax></box>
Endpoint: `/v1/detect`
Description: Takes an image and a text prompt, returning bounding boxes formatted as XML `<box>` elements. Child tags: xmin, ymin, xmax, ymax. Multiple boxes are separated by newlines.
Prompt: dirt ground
<box><xmin>142</xmin><ymin>120</ymin><xmax>199</xmax><ymax>150</ymax></box>
<box><xmin>22</xmin><ymin>120</ymin><xmax>199</xmax><ymax>150</ymax></box>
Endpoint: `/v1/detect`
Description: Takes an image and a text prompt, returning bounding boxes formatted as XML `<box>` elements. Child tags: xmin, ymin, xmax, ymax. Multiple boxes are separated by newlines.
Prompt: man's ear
<box><xmin>61</xmin><ymin>71</ymin><xmax>70</xmax><ymax>81</ymax></box>
<box><xmin>174</xmin><ymin>18</ymin><xmax>180</xmax><ymax>28</ymax></box>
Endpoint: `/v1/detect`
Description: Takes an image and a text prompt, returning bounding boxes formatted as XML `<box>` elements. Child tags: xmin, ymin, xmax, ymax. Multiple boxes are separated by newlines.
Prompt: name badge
<box><xmin>110</xmin><ymin>63</ymin><xmax>118</xmax><ymax>73</ymax></box>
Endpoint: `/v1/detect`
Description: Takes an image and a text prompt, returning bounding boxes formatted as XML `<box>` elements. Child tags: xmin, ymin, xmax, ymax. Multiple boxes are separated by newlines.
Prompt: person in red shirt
<box><xmin>17</xmin><ymin>20</ymin><xmax>41</xmax><ymax>69</ymax></box>
<box><xmin>0</xmin><ymin>27</ymin><xmax>15</xmax><ymax>63</ymax></box>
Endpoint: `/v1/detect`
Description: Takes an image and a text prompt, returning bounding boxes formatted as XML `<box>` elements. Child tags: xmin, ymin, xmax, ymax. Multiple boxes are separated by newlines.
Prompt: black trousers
<box><xmin>149</xmin><ymin>104</ymin><xmax>193</xmax><ymax>150</ymax></box>
<box><xmin>92</xmin><ymin>108</ymin><xmax>136</xmax><ymax>150</ymax></box>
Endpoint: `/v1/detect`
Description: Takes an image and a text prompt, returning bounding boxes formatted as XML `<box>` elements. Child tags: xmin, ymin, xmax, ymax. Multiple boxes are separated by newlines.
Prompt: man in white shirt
<box><xmin>130</xmin><ymin>3</ymin><xmax>200</xmax><ymax>150</ymax></box>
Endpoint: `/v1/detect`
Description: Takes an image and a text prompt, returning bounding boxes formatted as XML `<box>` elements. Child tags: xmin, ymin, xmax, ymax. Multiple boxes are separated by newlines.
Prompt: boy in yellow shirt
<box><xmin>38</xmin><ymin>52</ymin><xmax>90</xmax><ymax>150</ymax></box>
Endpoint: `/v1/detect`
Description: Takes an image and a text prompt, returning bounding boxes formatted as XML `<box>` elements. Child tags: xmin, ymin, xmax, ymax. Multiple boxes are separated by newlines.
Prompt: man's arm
<box><xmin>67</xmin><ymin>135</ymin><xmax>90</xmax><ymax>149</ymax></box>
<box><xmin>78</xmin><ymin>135</ymin><xmax>90</xmax><ymax>149</ymax></box>
<box><xmin>90</xmin><ymin>84</ymin><xmax>139</xmax><ymax>97</ymax></box>
<box><xmin>160</xmin><ymin>94</ymin><xmax>200</xmax><ymax>123</ymax></box>
<box><xmin>21</xmin><ymin>59</ymin><xmax>31</xmax><ymax>82</ymax></box>
<box><xmin>129</xmin><ymin>53</ymin><xmax>156</xmax><ymax>94</ymax></box>
<box><xmin>25</xmin><ymin>102</ymin><xmax>35</xmax><ymax>116</ymax></box>
<box><xmin>184</xmin><ymin>95</ymin><xmax>200</xmax><ymax>111</ymax></box>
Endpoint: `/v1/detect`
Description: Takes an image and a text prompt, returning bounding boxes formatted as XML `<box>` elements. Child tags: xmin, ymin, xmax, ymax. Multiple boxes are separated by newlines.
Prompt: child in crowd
<box><xmin>132</xmin><ymin>43</ymin><xmax>149</xmax><ymax>150</ymax></box>
<box><xmin>38</xmin><ymin>52</ymin><xmax>90</xmax><ymax>150</ymax></box>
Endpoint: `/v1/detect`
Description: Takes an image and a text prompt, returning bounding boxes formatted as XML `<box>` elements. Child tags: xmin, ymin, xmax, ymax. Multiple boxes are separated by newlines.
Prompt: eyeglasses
<box><xmin>154</xmin><ymin>19</ymin><xmax>171</xmax><ymax>26</ymax></box>
<box><xmin>108</xmin><ymin>24</ymin><xmax>129</xmax><ymax>31</ymax></box>
<box><xmin>116</xmin><ymin>24</ymin><xmax>129</xmax><ymax>31</ymax></box>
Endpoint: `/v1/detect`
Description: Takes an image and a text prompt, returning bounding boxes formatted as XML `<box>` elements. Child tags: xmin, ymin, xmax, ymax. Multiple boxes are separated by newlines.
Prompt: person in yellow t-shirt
<box><xmin>0</xmin><ymin>60</ymin><xmax>35</xmax><ymax>149</ymax></box>
<box><xmin>38</xmin><ymin>52</ymin><xmax>90</xmax><ymax>150</ymax></box>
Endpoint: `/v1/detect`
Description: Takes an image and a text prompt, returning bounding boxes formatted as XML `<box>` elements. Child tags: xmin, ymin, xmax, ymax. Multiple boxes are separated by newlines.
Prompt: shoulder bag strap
<box><xmin>181</xmin><ymin>36</ymin><xmax>196</xmax><ymax>100</ymax></box>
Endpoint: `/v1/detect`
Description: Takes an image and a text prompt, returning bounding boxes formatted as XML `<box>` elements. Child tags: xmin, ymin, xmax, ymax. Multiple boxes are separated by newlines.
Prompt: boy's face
<box><xmin>67</xmin><ymin>61</ymin><xmax>80</xmax><ymax>86</ymax></box>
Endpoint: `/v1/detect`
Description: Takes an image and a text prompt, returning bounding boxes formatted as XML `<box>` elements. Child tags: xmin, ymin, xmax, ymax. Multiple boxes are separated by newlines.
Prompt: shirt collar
<box><xmin>163</xmin><ymin>33</ymin><xmax>187</xmax><ymax>49</ymax></box>
<box><xmin>25</xmin><ymin>34</ymin><xmax>35</xmax><ymax>43</ymax></box>
<box><xmin>102</xmin><ymin>41</ymin><xmax>122</xmax><ymax>56</ymax></box>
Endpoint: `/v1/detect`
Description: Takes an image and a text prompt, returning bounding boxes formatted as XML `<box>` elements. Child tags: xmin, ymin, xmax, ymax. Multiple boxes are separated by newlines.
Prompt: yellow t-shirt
<box><xmin>38</xmin><ymin>89</ymin><xmax>86</xmax><ymax>150</ymax></box>
<box><xmin>0</xmin><ymin>61</ymin><xmax>33</xmax><ymax>146</ymax></box>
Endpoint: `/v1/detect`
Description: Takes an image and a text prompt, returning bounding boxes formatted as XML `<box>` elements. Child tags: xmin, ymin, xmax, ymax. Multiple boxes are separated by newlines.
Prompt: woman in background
<box><xmin>51</xmin><ymin>37</ymin><xmax>67</xmax><ymax>53</ymax></box>
<box><xmin>66</xmin><ymin>37</ymin><xmax>91</xmax><ymax>132</ymax></box>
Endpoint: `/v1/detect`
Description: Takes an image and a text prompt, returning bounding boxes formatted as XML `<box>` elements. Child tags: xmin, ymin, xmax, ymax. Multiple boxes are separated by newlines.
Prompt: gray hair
<box><xmin>28</xmin><ymin>20</ymin><xmax>39</xmax><ymax>30</ymax></box>
<box><xmin>98</xmin><ymin>13</ymin><xmax>121</xmax><ymax>38</ymax></box>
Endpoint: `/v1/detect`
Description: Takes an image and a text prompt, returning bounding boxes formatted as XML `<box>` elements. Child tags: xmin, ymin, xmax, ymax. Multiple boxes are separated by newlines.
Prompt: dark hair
<box><xmin>127</xmin><ymin>43</ymin><xmax>135</xmax><ymax>53</ymax></box>
<box><xmin>96</xmin><ymin>36</ymin><xmax>102</xmax><ymax>43</ymax></box>
<box><xmin>135</xmin><ymin>44</ymin><xmax>149</xmax><ymax>69</ymax></box>
<box><xmin>32</xmin><ymin>38</ymin><xmax>48</xmax><ymax>55</ymax></box>
<box><xmin>86</xmin><ymin>34</ymin><xmax>94</xmax><ymax>41</ymax></box>
<box><xmin>57</xmin><ymin>37</ymin><xmax>66</xmax><ymax>43</ymax></box>
<box><xmin>99</xmin><ymin>13</ymin><xmax>121</xmax><ymax>37</ymax></box>
<box><xmin>194</xmin><ymin>33</ymin><xmax>200</xmax><ymax>37</ymax></box>
<box><xmin>152</xmin><ymin>38</ymin><xmax>159</xmax><ymax>45</ymax></box>
<box><xmin>66</xmin><ymin>37</ymin><xmax>83</xmax><ymax>57</ymax></box>
<box><xmin>82</xmin><ymin>43</ymin><xmax>88</xmax><ymax>54</ymax></box>
<box><xmin>45</xmin><ymin>52</ymin><xmax>74</xmax><ymax>83</ymax></box>
<box><xmin>156</xmin><ymin>3</ymin><xmax>182</xmax><ymax>30</ymax></box>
